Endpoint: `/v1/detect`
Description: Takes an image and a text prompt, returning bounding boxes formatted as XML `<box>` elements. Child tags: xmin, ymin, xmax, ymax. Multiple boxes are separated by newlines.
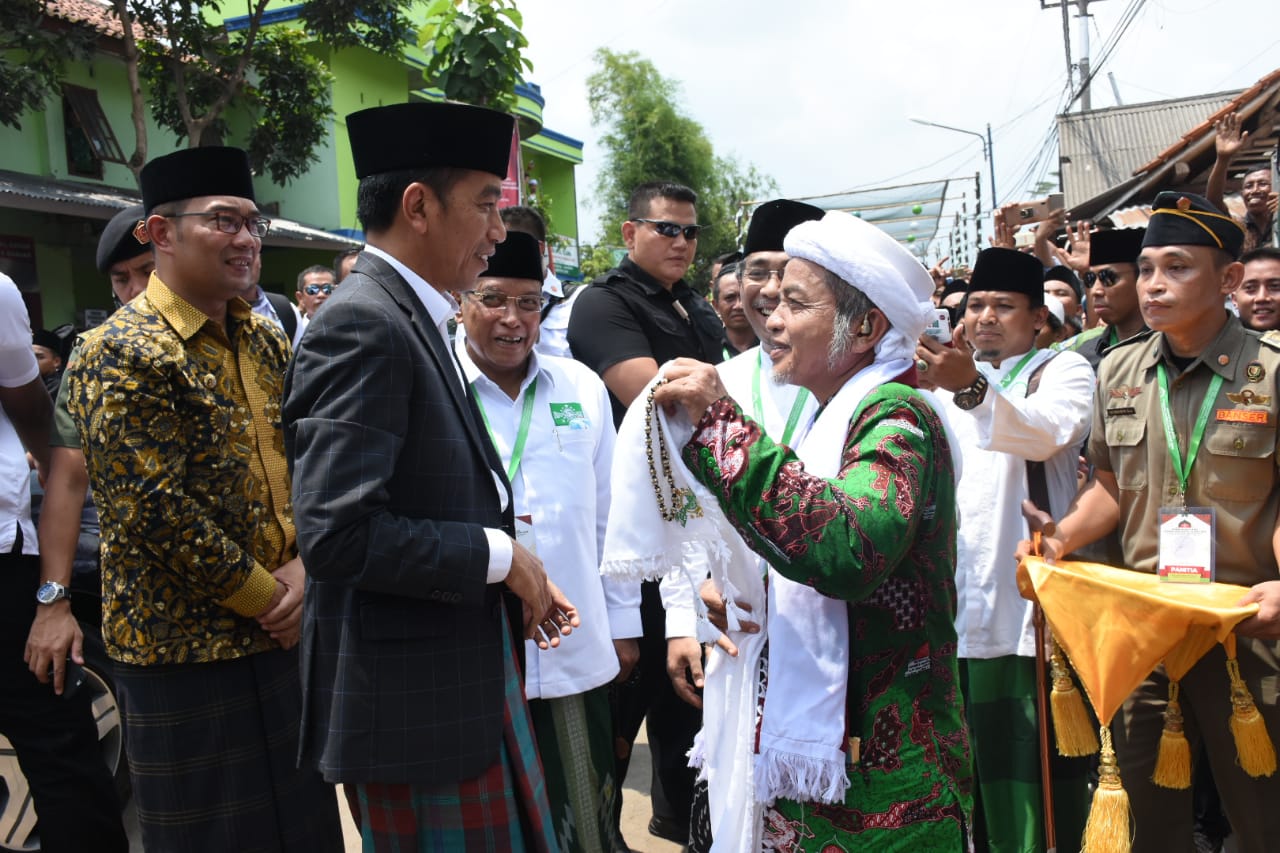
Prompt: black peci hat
<box><xmin>479</xmin><ymin>231</ymin><xmax>544</xmax><ymax>283</ymax></box>
<box><xmin>346</xmin><ymin>102</ymin><xmax>515</xmax><ymax>180</ymax></box>
<box><xmin>967</xmin><ymin>247</ymin><xmax>1046</xmax><ymax>306</ymax></box>
<box><xmin>1044</xmin><ymin>264</ymin><xmax>1082</xmax><ymax>300</ymax></box>
<box><xmin>140</xmin><ymin>147</ymin><xmax>255</xmax><ymax>214</ymax></box>
<box><xmin>743</xmin><ymin>199</ymin><xmax>825</xmax><ymax>256</ymax></box>
<box><xmin>1089</xmin><ymin>228</ymin><xmax>1147</xmax><ymax>267</ymax></box>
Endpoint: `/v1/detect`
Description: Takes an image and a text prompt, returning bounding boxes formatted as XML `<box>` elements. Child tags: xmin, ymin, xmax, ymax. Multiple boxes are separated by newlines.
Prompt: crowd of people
<box><xmin>0</xmin><ymin>97</ymin><xmax>1278</xmax><ymax>853</ymax></box>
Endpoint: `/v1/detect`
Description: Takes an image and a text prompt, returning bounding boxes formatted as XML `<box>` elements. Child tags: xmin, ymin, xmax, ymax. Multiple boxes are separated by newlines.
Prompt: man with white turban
<box><xmin>654</xmin><ymin>211</ymin><xmax>973</xmax><ymax>850</ymax></box>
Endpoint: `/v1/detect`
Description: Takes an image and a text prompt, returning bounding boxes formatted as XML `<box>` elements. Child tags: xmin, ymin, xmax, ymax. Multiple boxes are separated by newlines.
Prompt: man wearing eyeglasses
<box><xmin>63</xmin><ymin>146</ymin><xmax>342</xmax><ymax>852</ymax></box>
<box><xmin>1233</xmin><ymin>247</ymin><xmax>1280</xmax><ymax>332</ymax></box>
<box><xmin>568</xmin><ymin>180</ymin><xmax>726</xmax><ymax>847</ymax></box>
<box><xmin>295</xmin><ymin>264</ymin><xmax>336</xmax><ymax>319</ymax></box>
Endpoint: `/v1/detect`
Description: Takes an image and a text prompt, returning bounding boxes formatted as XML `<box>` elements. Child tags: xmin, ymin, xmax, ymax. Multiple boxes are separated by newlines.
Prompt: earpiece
<box><xmin>858</xmin><ymin>316</ymin><xmax>872</xmax><ymax>336</ymax></box>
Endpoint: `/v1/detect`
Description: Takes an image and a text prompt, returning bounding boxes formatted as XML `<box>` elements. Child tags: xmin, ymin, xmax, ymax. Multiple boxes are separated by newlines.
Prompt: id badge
<box><xmin>514</xmin><ymin>514</ymin><xmax>536</xmax><ymax>556</ymax></box>
<box><xmin>1157</xmin><ymin>506</ymin><xmax>1215</xmax><ymax>583</ymax></box>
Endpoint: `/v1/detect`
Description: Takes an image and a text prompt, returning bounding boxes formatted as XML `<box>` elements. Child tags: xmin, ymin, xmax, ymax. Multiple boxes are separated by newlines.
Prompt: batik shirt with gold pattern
<box><xmin>66</xmin><ymin>275</ymin><xmax>294</xmax><ymax>665</ymax></box>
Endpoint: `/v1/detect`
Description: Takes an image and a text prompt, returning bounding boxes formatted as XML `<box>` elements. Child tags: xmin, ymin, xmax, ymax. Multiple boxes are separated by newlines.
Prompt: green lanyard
<box><xmin>473</xmin><ymin>376</ymin><xmax>538</xmax><ymax>482</ymax></box>
<box><xmin>752</xmin><ymin>354</ymin><xmax>811</xmax><ymax>446</ymax></box>
<box><xmin>1156</xmin><ymin>364</ymin><xmax>1222</xmax><ymax>503</ymax></box>
<box><xmin>998</xmin><ymin>348</ymin><xmax>1040</xmax><ymax>391</ymax></box>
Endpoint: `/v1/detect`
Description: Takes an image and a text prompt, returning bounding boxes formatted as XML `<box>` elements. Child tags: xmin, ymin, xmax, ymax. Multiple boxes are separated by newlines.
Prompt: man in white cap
<box><xmin>655</xmin><ymin>210</ymin><xmax>972</xmax><ymax>850</ymax></box>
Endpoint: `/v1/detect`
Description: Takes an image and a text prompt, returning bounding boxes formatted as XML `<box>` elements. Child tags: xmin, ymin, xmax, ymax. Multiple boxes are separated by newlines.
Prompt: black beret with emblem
<box><xmin>1143</xmin><ymin>192</ymin><xmax>1244</xmax><ymax>259</ymax></box>
<box><xmin>140</xmin><ymin>147</ymin><xmax>255</xmax><ymax>214</ymax></box>
<box><xmin>96</xmin><ymin>204</ymin><xmax>149</xmax><ymax>273</ymax></box>
<box><xmin>479</xmin><ymin>231</ymin><xmax>543</xmax><ymax>283</ymax></box>
<box><xmin>346</xmin><ymin>102</ymin><xmax>515</xmax><ymax>180</ymax></box>
<box><xmin>1089</xmin><ymin>227</ymin><xmax>1146</xmax><ymax>268</ymax></box>
<box><xmin>967</xmin><ymin>247</ymin><xmax>1045</xmax><ymax>306</ymax></box>
<box><xmin>743</xmin><ymin>199</ymin><xmax>825</xmax><ymax>256</ymax></box>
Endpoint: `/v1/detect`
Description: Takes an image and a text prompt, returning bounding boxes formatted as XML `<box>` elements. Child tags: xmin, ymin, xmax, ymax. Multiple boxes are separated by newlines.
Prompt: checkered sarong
<box><xmin>113</xmin><ymin>648</ymin><xmax>343</xmax><ymax>853</ymax></box>
<box><xmin>354</xmin><ymin>613</ymin><xmax>557</xmax><ymax>852</ymax></box>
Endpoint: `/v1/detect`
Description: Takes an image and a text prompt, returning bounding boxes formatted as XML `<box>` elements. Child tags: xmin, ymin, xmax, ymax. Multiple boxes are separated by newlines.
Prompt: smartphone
<box><xmin>923</xmin><ymin>308</ymin><xmax>953</xmax><ymax>346</ymax></box>
<box><xmin>49</xmin><ymin>658</ymin><xmax>87</xmax><ymax>700</ymax></box>
<box><xmin>1001</xmin><ymin>193</ymin><xmax>1065</xmax><ymax>229</ymax></box>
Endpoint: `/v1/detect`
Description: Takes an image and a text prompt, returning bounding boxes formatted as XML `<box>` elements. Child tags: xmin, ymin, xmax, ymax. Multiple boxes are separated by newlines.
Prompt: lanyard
<box><xmin>752</xmin><ymin>355</ymin><xmax>811</xmax><ymax>446</ymax></box>
<box><xmin>473</xmin><ymin>376</ymin><xmax>538</xmax><ymax>482</ymax></box>
<box><xmin>1155</xmin><ymin>364</ymin><xmax>1222</xmax><ymax>502</ymax></box>
<box><xmin>998</xmin><ymin>348</ymin><xmax>1040</xmax><ymax>391</ymax></box>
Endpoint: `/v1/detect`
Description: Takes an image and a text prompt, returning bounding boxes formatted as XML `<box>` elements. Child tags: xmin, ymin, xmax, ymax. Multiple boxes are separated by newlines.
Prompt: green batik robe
<box><xmin>682</xmin><ymin>383</ymin><xmax>973</xmax><ymax>851</ymax></box>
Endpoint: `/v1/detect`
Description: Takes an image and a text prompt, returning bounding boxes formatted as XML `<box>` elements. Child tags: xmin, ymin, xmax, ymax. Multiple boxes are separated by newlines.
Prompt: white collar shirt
<box><xmin>945</xmin><ymin>346</ymin><xmax>1095</xmax><ymax>658</ymax></box>
<box><xmin>456</xmin><ymin>336</ymin><xmax>641</xmax><ymax>698</ymax></box>
<box><xmin>0</xmin><ymin>275</ymin><xmax>40</xmax><ymax>554</ymax></box>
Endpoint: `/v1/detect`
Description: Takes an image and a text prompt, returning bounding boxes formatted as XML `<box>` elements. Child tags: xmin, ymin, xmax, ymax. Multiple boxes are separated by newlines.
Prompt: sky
<box><xmin>514</xmin><ymin>0</ymin><xmax>1278</xmax><ymax>254</ymax></box>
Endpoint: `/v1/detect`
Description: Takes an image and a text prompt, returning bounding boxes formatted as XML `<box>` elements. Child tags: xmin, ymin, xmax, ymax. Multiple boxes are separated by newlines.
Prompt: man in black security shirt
<box><xmin>568</xmin><ymin>181</ymin><xmax>725</xmax><ymax>848</ymax></box>
<box><xmin>570</xmin><ymin>181</ymin><xmax>726</xmax><ymax>426</ymax></box>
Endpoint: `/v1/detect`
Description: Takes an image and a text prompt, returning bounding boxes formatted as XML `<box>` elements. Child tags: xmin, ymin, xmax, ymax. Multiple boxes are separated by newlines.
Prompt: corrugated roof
<box><xmin>1058</xmin><ymin>91</ymin><xmax>1241</xmax><ymax>206</ymax></box>
<box><xmin>1060</xmin><ymin>67</ymin><xmax>1280</xmax><ymax>223</ymax></box>
<box><xmin>0</xmin><ymin>169</ymin><xmax>361</xmax><ymax>251</ymax></box>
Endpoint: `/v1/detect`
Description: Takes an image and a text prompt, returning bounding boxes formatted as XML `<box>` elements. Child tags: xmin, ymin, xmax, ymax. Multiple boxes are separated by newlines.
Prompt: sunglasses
<box><xmin>1083</xmin><ymin>269</ymin><xmax>1120</xmax><ymax>288</ymax></box>
<box><xmin>303</xmin><ymin>283</ymin><xmax>335</xmax><ymax>296</ymax></box>
<box><xmin>631</xmin><ymin>218</ymin><xmax>702</xmax><ymax>240</ymax></box>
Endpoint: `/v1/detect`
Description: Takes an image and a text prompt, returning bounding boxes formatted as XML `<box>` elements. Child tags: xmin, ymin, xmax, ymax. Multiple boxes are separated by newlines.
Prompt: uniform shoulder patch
<box><xmin>1260</xmin><ymin>330</ymin><xmax>1280</xmax><ymax>352</ymax></box>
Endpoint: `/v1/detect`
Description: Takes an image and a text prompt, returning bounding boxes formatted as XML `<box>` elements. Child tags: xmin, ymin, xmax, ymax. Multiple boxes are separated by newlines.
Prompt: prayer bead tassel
<box><xmin>1048</xmin><ymin>637</ymin><xmax>1099</xmax><ymax>757</ymax></box>
<box><xmin>1225</xmin><ymin>649</ymin><xmax>1277</xmax><ymax>778</ymax></box>
<box><xmin>1082</xmin><ymin>726</ymin><xmax>1132</xmax><ymax>853</ymax></box>
<box><xmin>1151</xmin><ymin>680</ymin><xmax>1192</xmax><ymax>789</ymax></box>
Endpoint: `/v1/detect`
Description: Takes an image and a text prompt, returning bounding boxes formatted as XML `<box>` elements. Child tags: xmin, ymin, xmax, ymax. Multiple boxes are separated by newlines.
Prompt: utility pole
<box><xmin>1040</xmin><ymin>0</ymin><xmax>1106</xmax><ymax>112</ymax></box>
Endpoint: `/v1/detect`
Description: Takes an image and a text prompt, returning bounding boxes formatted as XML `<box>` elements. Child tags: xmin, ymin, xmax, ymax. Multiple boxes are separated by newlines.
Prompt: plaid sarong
<box><xmin>528</xmin><ymin>684</ymin><xmax>625</xmax><ymax>853</ymax></box>
<box><xmin>960</xmin><ymin>656</ymin><xmax>1089</xmax><ymax>853</ymax></box>
<box><xmin>113</xmin><ymin>648</ymin><xmax>343</xmax><ymax>853</ymax></box>
<box><xmin>355</xmin><ymin>613</ymin><xmax>557</xmax><ymax>852</ymax></box>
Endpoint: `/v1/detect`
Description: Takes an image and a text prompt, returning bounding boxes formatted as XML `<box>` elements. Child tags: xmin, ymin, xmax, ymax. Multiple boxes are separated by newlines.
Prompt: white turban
<box><xmin>783</xmin><ymin>211</ymin><xmax>936</xmax><ymax>363</ymax></box>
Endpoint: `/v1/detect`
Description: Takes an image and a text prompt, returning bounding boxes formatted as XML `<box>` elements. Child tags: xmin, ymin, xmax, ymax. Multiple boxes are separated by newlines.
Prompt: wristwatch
<box><xmin>36</xmin><ymin>580</ymin><xmax>68</xmax><ymax>605</ymax></box>
<box><xmin>953</xmin><ymin>373</ymin><xmax>990</xmax><ymax>411</ymax></box>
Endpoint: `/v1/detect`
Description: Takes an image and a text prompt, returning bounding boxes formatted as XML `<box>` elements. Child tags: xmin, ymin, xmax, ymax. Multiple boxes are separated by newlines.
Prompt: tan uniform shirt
<box><xmin>1088</xmin><ymin>315</ymin><xmax>1280</xmax><ymax>587</ymax></box>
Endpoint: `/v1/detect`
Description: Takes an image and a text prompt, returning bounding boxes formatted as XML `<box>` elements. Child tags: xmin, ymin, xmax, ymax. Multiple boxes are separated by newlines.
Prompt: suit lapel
<box><xmin>354</xmin><ymin>254</ymin><xmax>514</xmax><ymax>519</ymax></box>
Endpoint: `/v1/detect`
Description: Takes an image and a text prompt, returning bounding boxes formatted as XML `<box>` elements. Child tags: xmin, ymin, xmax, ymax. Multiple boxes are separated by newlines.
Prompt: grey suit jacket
<box><xmin>284</xmin><ymin>252</ymin><xmax>515</xmax><ymax>784</ymax></box>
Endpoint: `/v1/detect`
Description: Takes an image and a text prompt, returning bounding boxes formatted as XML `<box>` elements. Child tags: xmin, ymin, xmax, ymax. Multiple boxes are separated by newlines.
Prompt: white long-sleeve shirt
<box><xmin>946</xmin><ymin>347</ymin><xmax>1095</xmax><ymax>658</ymax></box>
<box><xmin>457</xmin><ymin>339</ymin><xmax>642</xmax><ymax>699</ymax></box>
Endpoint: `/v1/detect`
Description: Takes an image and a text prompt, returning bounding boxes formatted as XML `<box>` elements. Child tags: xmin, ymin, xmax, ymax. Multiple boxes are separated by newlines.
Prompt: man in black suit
<box><xmin>284</xmin><ymin>101</ymin><xmax>575</xmax><ymax>851</ymax></box>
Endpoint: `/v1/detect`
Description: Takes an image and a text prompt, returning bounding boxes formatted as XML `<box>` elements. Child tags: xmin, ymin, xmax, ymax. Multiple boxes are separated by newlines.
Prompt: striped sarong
<box><xmin>113</xmin><ymin>647</ymin><xmax>343</xmax><ymax>853</ymax></box>
<box><xmin>528</xmin><ymin>684</ymin><xmax>625</xmax><ymax>853</ymax></box>
<box><xmin>960</xmin><ymin>656</ymin><xmax>1089</xmax><ymax>853</ymax></box>
<box><xmin>354</xmin><ymin>613</ymin><xmax>558</xmax><ymax>852</ymax></box>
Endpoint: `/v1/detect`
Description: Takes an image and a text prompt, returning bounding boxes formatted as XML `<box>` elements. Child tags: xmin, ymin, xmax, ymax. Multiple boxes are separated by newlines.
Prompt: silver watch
<box><xmin>36</xmin><ymin>580</ymin><xmax>68</xmax><ymax>605</ymax></box>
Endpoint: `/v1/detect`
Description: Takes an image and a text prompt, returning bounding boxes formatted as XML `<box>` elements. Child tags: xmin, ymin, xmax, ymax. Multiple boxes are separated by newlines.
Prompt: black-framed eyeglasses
<box><xmin>303</xmin><ymin>283</ymin><xmax>335</xmax><ymax>296</ymax></box>
<box><xmin>631</xmin><ymin>218</ymin><xmax>702</xmax><ymax>240</ymax></box>
<box><xmin>742</xmin><ymin>267</ymin><xmax>786</xmax><ymax>284</ymax></box>
<box><xmin>463</xmin><ymin>290</ymin><xmax>544</xmax><ymax>313</ymax></box>
<box><xmin>165</xmin><ymin>211</ymin><xmax>271</xmax><ymax>238</ymax></box>
<box><xmin>1084</xmin><ymin>268</ymin><xmax>1120</xmax><ymax>288</ymax></box>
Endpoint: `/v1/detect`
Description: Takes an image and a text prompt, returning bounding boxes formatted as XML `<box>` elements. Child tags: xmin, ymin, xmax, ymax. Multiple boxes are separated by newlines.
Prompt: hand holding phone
<box><xmin>1000</xmin><ymin>193</ymin><xmax>1065</xmax><ymax>230</ymax></box>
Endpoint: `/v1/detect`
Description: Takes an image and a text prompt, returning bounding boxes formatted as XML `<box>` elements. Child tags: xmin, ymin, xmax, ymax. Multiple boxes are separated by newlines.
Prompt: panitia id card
<box><xmin>1157</xmin><ymin>507</ymin><xmax>1215</xmax><ymax>583</ymax></box>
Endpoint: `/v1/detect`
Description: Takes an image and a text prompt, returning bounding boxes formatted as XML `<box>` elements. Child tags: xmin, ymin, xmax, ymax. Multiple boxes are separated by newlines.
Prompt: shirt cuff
<box><xmin>484</xmin><ymin>528</ymin><xmax>512</xmax><ymax>584</ymax></box>
<box><xmin>219</xmin><ymin>564</ymin><xmax>279</xmax><ymax>617</ymax></box>
<box><xmin>603</xmin><ymin>578</ymin><xmax>643</xmax><ymax>639</ymax></box>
